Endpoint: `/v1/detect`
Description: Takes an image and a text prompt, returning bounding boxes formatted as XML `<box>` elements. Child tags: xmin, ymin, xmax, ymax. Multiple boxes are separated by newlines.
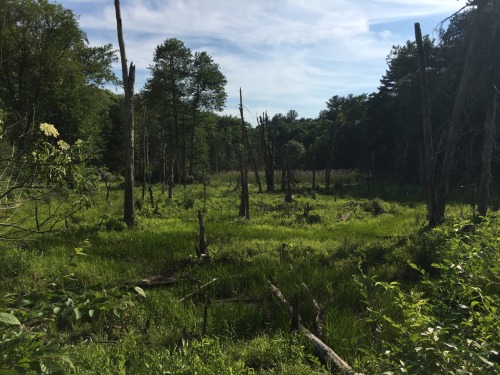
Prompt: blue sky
<box><xmin>56</xmin><ymin>0</ymin><xmax>468</xmax><ymax>123</ymax></box>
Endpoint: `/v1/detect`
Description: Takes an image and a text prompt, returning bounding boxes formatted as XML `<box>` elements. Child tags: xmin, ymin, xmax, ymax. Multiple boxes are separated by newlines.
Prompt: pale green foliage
<box><xmin>0</xmin><ymin>123</ymin><xmax>96</xmax><ymax>239</ymax></box>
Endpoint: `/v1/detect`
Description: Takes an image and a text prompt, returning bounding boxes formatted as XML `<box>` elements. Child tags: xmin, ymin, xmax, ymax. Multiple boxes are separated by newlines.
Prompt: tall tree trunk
<box><xmin>415</xmin><ymin>22</ymin><xmax>437</xmax><ymax>226</ymax></box>
<box><xmin>284</xmin><ymin>146</ymin><xmax>293</xmax><ymax>203</ymax></box>
<box><xmin>325</xmin><ymin>168</ymin><xmax>331</xmax><ymax>192</ymax></box>
<box><xmin>434</xmin><ymin>0</ymin><xmax>487</xmax><ymax>224</ymax></box>
<box><xmin>258</xmin><ymin>112</ymin><xmax>275</xmax><ymax>192</ymax></box>
<box><xmin>281</xmin><ymin>166</ymin><xmax>286</xmax><ymax>192</ymax></box>
<box><xmin>168</xmin><ymin>155</ymin><xmax>174</xmax><ymax>200</ymax></box>
<box><xmin>160</xmin><ymin>142</ymin><xmax>165</xmax><ymax>194</ymax></box>
<box><xmin>238</xmin><ymin>88</ymin><xmax>249</xmax><ymax>219</ymax></box>
<box><xmin>242</xmin><ymin>119</ymin><xmax>262</xmax><ymax>193</ymax></box>
<box><xmin>312</xmin><ymin>155</ymin><xmax>316</xmax><ymax>191</ymax></box>
<box><xmin>114</xmin><ymin>0</ymin><xmax>135</xmax><ymax>227</ymax></box>
<box><xmin>189</xmin><ymin>116</ymin><xmax>196</xmax><ymax>177</ymax></box>
<box><xmin>141</xmin><ymin>107</ymin><xmax>147</xmax><ymax>201</ymax></box>
<box><xmin>478</xmin><ymin>0</ymin><xmax>500</xmax><ymax>216</ymax></box>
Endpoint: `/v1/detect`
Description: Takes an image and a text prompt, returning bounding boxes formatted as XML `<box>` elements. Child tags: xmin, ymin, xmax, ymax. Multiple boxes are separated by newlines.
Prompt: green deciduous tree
<box><xmin>0</xmin><ymin>0</ymin><xmax>116</xmax><ymax>154</ymax></box>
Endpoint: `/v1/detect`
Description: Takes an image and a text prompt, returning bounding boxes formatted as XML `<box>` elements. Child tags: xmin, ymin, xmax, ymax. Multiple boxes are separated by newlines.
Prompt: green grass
<box><xmin>2</xmin><ymin>171</ymin><xmax>497</xmax><ymax>374</ymax></box>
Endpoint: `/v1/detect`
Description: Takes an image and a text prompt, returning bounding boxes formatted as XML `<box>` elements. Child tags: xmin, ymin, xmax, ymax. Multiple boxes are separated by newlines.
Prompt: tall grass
<box><xmin>3</xmin><ymin>171</ymin><xmax>488</xmax><ymax>374</ymax></box>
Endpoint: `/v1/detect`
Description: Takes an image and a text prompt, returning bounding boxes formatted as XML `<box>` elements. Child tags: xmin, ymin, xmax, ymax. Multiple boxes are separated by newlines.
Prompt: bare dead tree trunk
<box><xmin>238</xmin><ymin>88</ymin><xmax>250</xmax><ymax>219</ymax></box>
<box><xmin>284</xmin><ymin>146</ymin><xmax>293</xmax><ymax>203</ymax></box>
<box><xmin>115</xmin><ymin>0</ymin><xmax>135</xmax><ymax>227</ymax></box>
<box><xmin>160</xmin><ymin>142</ymin><xmax>166</xmax><ymax>194</ymax></box>
<box><xmin>214</xmin><ymin>136</ymin><xmax>219</xmax><ymax>174</ymax></box>
<box><xmin>415</xmin><ymin>22</ymin><xmax>437</xmax><ymax>226</ymax></box>
<box><xmin>249</xmin><ymin>152</ymin><xmax>262</xmax><ymax>193</ymax></box>
<box><xmin>189</xmin><ymin>117</ymin><xmax>196</xmax><ymax>177</ymax></box>
<box><xmin>434</xmin><ymin>0</ymin><xmax>487</xmax><ymax>224</ymax></box>
<box><xmin>325</xmin><ymin>168</ymin><xmax>331</xmax><ymax>192</ymax></box>
<box><xmin>478</xmin><ymin>0</ymin><xmax>500</xmax><ymax>216</ymax></box>
<box><xmin>281</xmin><ymin>167</ymin><xmax>286</xmax><ymax>192</ymax></box>
<box><xmin>242</xmin><ymin>116</ymin><xmax>262</xmax><ymax>193</ymax></box>
<box><xmin>141</xmin><ymin>107</ymin><xmax>147</xmax><ymax>201</ymax></box>
<box><xmin>168</xmin><ymin>155</ymin><xmax>174</xmax><ymax>200</ymax></box>
<box><xmin>327</xmin><ymin>148</ymin><xmax>335</xmax><ymax>193</ymax></box>
<box><xmin>258</xmin><ymin>112</ymin><xmax>276</xmax><ymax>192</ymax></box>
<box><xmin>196</xmin><ymin>209</ymin><xmax>208</xmax><ymax>258</ymax></box>
<box><xmin>312</xmin><ymin>154</ymin><xmax>316</xmax><ymax>191</ymax></box>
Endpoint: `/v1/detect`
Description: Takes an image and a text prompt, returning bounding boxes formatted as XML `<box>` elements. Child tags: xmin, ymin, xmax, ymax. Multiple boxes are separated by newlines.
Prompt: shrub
<box><xmin>357</xmin><ymin>218</ymin><xmax>500</xmax><ymax>374</ymax></box>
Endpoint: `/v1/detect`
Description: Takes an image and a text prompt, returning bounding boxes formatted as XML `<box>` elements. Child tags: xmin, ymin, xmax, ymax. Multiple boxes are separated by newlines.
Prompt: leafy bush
<box><xmin>357</xmin><ymin>218</ymin><xmax>500</xmax><ymax>374</ymax></box>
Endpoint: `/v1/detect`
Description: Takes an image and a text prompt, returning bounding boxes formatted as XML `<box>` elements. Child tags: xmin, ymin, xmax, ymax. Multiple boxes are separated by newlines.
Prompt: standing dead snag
<box><xmin>284</xmin><ymin>145</ymin><xmax>293</xmax><ymax>203</ymax></box>
<box><xmin>114</xmin><ymin>0</ymin><xmax>135</xmax><ymax>227</ymax></box>
<box><xmin>196</xmin><ymin>209</ymin><xmax>209</xmax><ymax>259</ymax></box>
<box><xmin>238</xmin><ymin>88</ymin><xmax>250</xmax><ymax>219</ymax></box>
<box><xmin>415</xmin><ymin>23</ymin><xmax>437</xmax><ymax>226</ymax></box>
<box><xmin>258</xmin><ymin>112</ymin><xmax>276</xmax><ymax>192</ymax></box>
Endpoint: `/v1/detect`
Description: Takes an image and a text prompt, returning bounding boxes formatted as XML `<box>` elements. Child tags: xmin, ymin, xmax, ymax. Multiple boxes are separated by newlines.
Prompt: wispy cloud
<box><xmin>58</xmin><ymin>0</ymin><xmax>468</xmax><ymax>121</ymax></box>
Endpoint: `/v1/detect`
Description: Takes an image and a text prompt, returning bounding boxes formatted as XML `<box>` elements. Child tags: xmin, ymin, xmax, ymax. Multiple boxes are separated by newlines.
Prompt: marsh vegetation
<box><xmin>1</xmin><ymin>172</ymin><xmax>499</xmax><ymax>374</ymax></box>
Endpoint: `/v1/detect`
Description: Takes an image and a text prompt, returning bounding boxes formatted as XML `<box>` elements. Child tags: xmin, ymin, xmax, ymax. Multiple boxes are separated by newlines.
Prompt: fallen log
<box><xmin>136</xmin><ymin>275</ymin><xmax>177</xmax><ymax>288</ymax></box>
<box><xmin>268</xmin><ymin>281</ymin><xmax>363</xmax><ymax>375</ymax></box>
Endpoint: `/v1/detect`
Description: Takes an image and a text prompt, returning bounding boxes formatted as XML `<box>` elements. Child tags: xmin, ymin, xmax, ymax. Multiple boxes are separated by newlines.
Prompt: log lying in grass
<box><xmin>136</xmin><ymin>275</ymin><xmax>177</xmax><ymax>288</ymax></box>
<box><xmin>268</xmin><ymin>281</ymin><xmax>363</xmax><ymax>375</ymax></box>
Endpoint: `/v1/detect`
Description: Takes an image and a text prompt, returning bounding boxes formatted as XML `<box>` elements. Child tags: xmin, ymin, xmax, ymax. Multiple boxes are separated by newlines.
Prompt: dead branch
<box><xmin>268</xmin><ymin>281</ymin><xmax>363</xmax><ymax>375</ymax></box>
<box><xmin>302</xmin><ymin>282</ymin><xmax>323</xmax><ymax>336</ymax></box>
<box><xmin>180</xmin><ymin>278</ymin><xmax>218</xmax><ymax>302</ymax></box>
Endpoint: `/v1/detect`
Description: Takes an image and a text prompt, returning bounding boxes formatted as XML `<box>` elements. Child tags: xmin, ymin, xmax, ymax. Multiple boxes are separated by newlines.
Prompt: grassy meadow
<box><xmin>1</xmin><ymin>171</ymin><xmax>499</xmax><ymax>374</ymax></box>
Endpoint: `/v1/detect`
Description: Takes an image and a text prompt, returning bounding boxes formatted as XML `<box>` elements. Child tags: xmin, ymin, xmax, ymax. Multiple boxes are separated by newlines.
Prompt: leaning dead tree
<box><xmin>268</xmin><ymin>281</ymin><xmax>363</xmax><ymax>375</ymax></box>
<box><xmin>114</xmin><ymin>0</ymin><xmax>136</xmax><ymax>227</ymax></box>
<box><xmin>238</xmin><ymin>88</ymin><xmax>250</xmax><ymax>219</ymax></box>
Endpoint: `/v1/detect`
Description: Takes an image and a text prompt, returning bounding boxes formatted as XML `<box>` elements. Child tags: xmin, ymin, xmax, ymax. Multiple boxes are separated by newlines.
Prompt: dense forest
<box><xmin>1</xmin><ymin>0</ymin><xmax>500</xmax><ymax>374</ymax></box>
<box><xmin>1</xmin><ymin>0</ymin><xmax>498</xmax><ymax>213</ymax></box>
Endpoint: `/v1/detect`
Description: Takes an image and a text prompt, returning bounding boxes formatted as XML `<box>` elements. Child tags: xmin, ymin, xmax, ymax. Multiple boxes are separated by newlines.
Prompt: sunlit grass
<box><xmin>2</xmin><ymin>171</ymin><xmax>462</xmax><ymax>374</ymax></box>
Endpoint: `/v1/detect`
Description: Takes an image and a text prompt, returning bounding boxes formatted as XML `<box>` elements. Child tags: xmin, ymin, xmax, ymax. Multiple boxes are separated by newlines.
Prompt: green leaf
<box><xmin>134</xmin><ymin>286</ymin><xmax>146</xmax><ymax>298</ymax></box>
<box><xmin>0</xmin><ymin>369</ymin><xmax>19</xmax><ymax>375</ymax></box>
<box><xmin>73</xmin><ymin>307</ymin><xmax>82</xmax><ymax>320</ymax></box>
<box><xmin>88</xmin><ymin>309</ymin><xmax>95</xmax><ymax>318</ymax></box>
<box><xmin>0</xmin><ymin>312</ymin><xmax>21</xmax><ymax>326</ymax></box>
<box><xmin>478</xmin><ymin>355</ymin><xmax>495</xmax><ymax>367</ymax></box>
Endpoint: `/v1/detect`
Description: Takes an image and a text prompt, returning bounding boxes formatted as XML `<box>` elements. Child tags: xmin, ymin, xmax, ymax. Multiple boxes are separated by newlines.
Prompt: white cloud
<box><xmin>58</xmin><ymin>0</ymin><xmax>469</xmax><ymax>121</ymax></box>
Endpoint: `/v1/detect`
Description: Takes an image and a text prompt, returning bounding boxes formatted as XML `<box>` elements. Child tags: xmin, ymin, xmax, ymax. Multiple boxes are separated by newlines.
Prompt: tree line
<box><xmin>0</xmin><ymin>0</ymin><xmax>498</xmax><ymax>231</ymax></box>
